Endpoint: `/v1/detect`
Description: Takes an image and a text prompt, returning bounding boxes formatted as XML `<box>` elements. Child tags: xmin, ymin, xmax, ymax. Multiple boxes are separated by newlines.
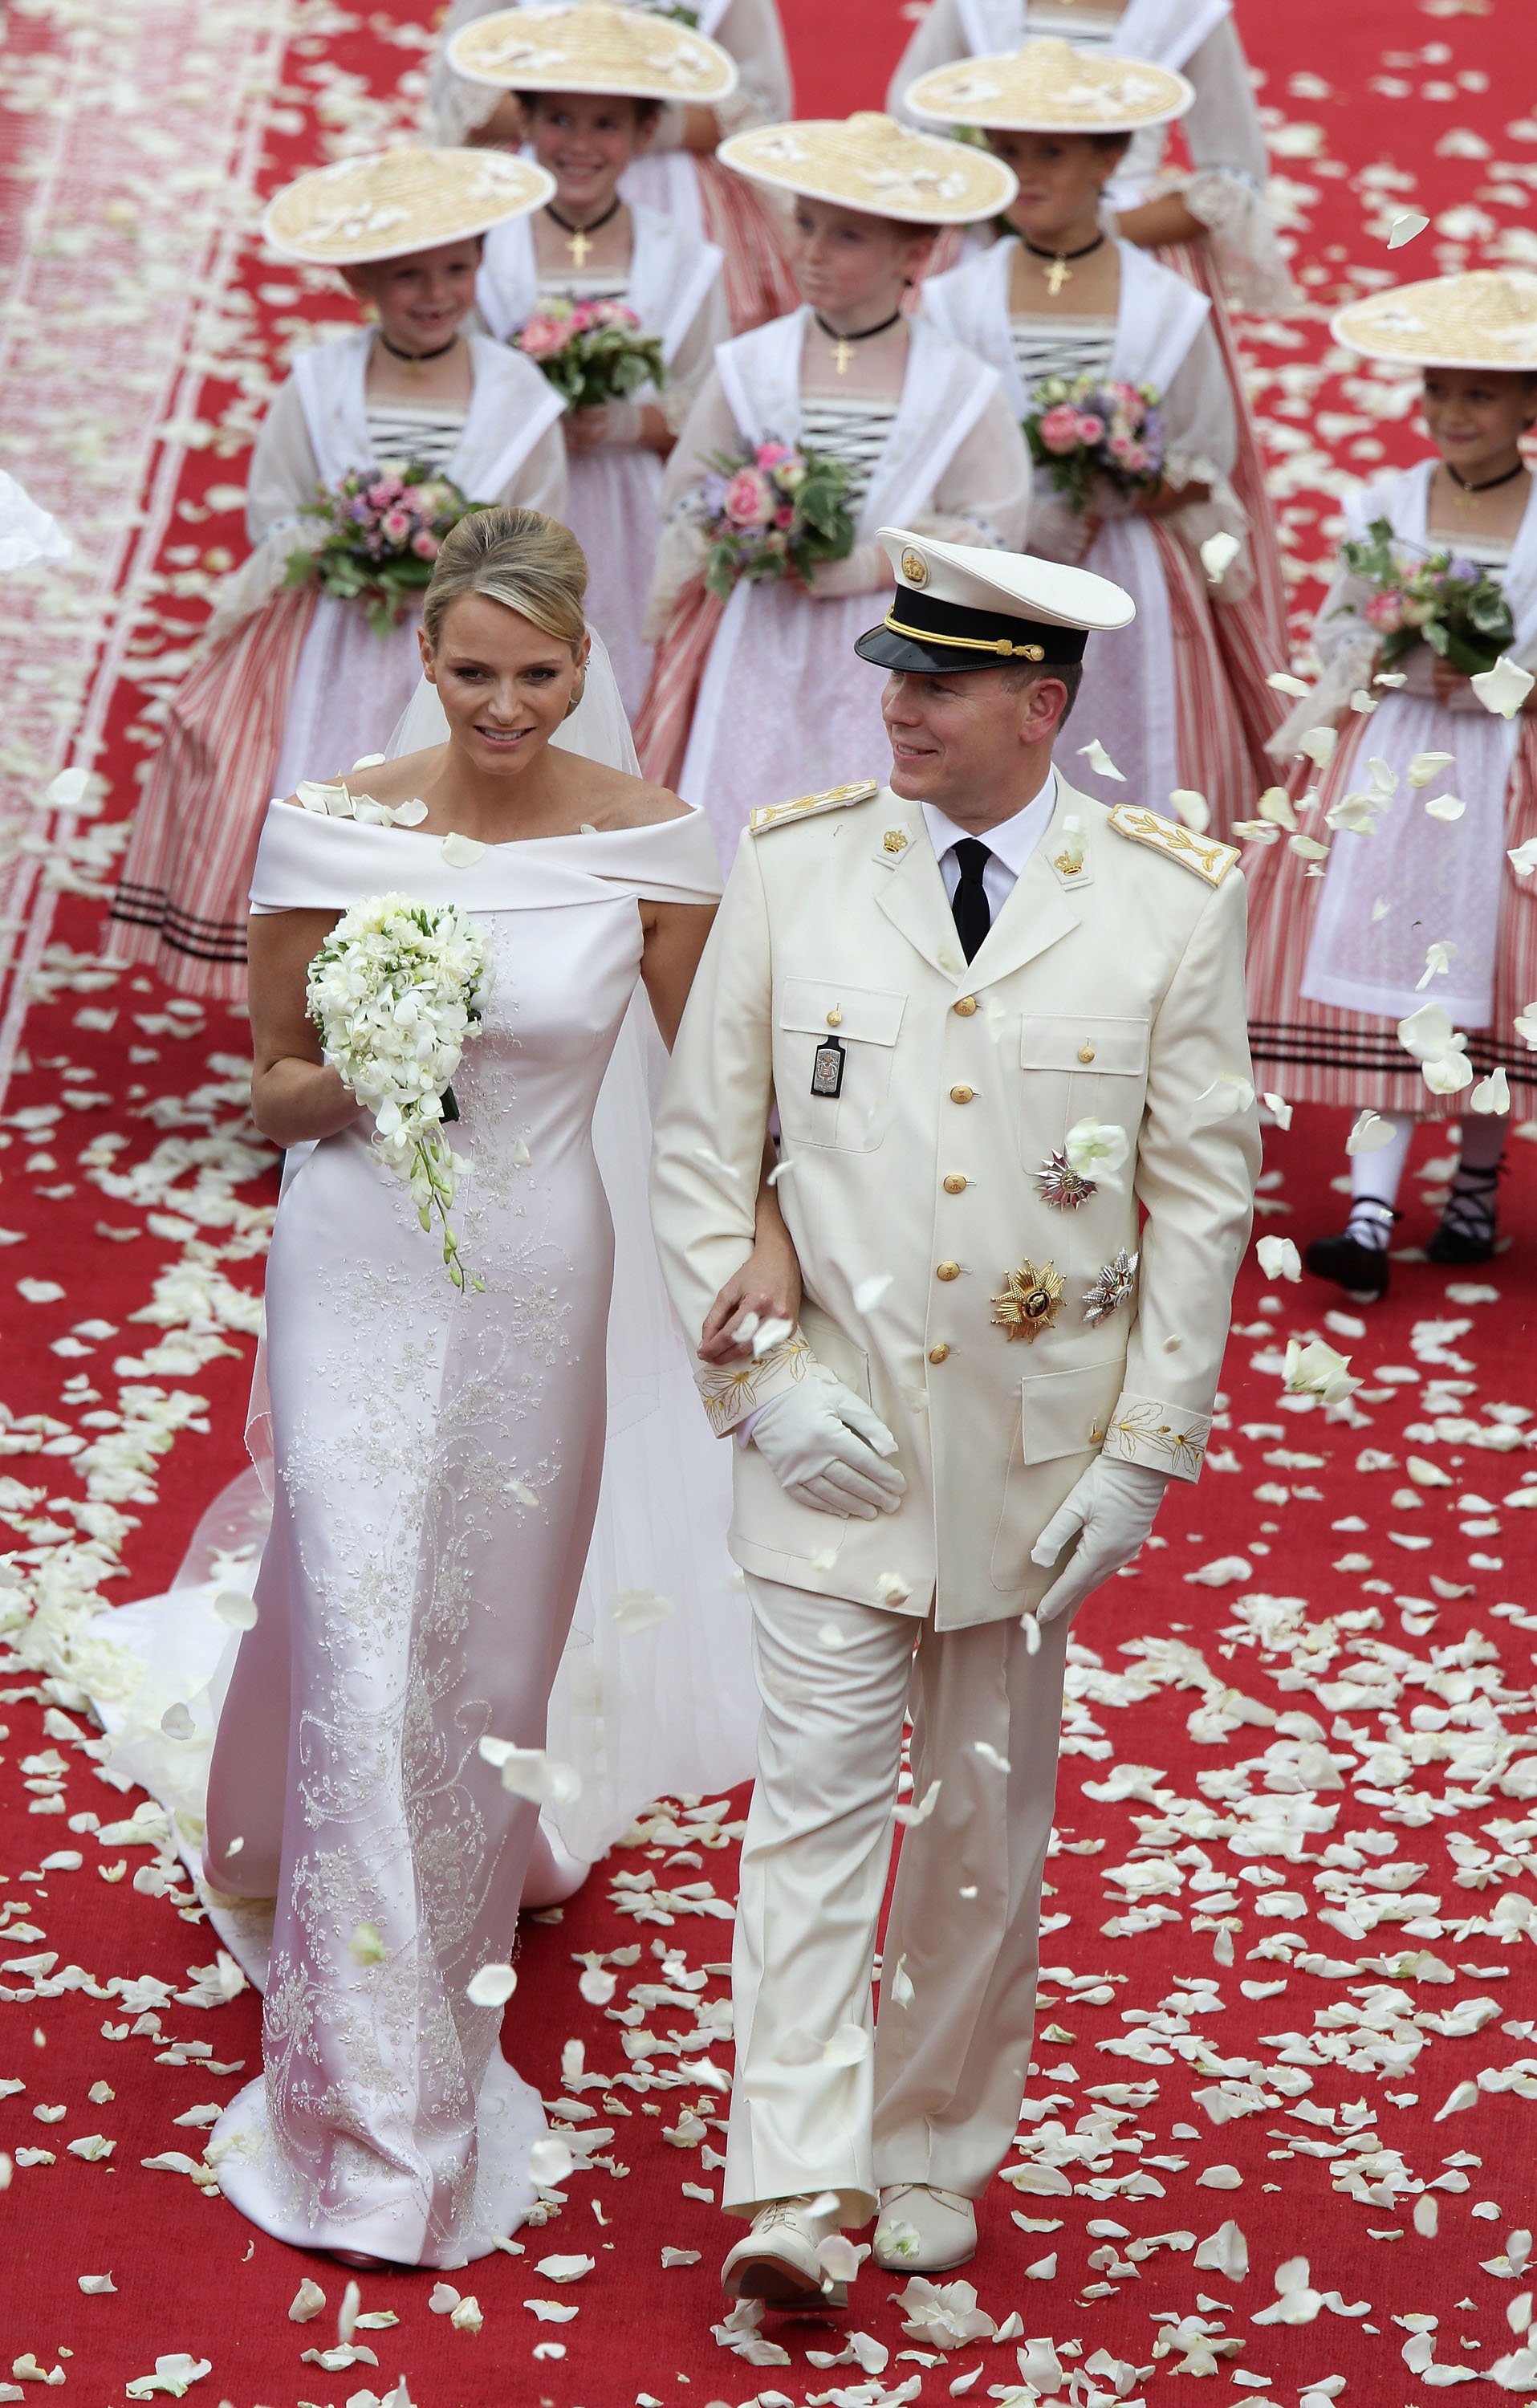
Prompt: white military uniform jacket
<box><xmin>650</xmin><ymin>775</ymin><xmax>1259</xmax><ymax>1629</ymax></box>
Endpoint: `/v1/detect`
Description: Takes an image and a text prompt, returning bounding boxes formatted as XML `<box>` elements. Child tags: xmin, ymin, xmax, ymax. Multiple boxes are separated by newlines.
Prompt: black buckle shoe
<box><xmin>1303</xmin><ymin>1226</ymin><xmax>1392</xmax><ymax>1300</ymax></box>
<box><xmin>1427</xmin><ymin>1161</ymin><xmax>1499</xmax><ymax>1265</ymax></box>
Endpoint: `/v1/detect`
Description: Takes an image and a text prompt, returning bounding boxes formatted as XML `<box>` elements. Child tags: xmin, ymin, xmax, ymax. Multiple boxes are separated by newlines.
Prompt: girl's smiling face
<box><xmin>344</xmin><ymin>238</ymin><xmax>482</xmax><ymax>352</ymax></box>
<box><xmin>1421</xmin><ymin>366</ymin><xmax>1537</xmax><ymax>480</ymax></box>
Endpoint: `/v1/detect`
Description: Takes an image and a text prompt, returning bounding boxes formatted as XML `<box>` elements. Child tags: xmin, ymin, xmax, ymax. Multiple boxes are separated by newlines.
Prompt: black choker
<box><xmin>547</xmin><ymin>194</ymin><xmax>623</xmax><ymax>264</ymax></box>
<box><xmin>379</xmin><ymin>331</ymin><xmax>460</xmax><ymax>364</ymax></box>
<box><xmin>1446</xmin><ymin>458</ymin><xmax>1526</xmax><ymax>494</ymax></box>
<box><xmin>814</xmin><ymin>307</ymin><xmax>905</xmax><ymax>373</ymax></box>
<box><xmin>1021</xmin><ymin>231</ymin><xmax>1108</xmax><ymax>295</ymax></box>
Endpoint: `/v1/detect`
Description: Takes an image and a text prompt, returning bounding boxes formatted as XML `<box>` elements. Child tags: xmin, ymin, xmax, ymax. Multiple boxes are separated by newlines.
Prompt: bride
<box><xmin>198</xmin><ymin>503</ymin><xmax>799</xmax><ymax>2268</ymax></box>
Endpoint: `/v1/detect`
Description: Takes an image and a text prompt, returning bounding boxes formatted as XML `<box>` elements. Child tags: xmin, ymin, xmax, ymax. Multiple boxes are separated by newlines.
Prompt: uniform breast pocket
<box><xmin>776</xmin><ymin>980</ymin><xmax>906</xmax><ymax>1153</ymax></box>
<box><xmin>1018</xmin><ymin>1014</ymin><xmax>1149</xmax><ymax>1161</ymax></box>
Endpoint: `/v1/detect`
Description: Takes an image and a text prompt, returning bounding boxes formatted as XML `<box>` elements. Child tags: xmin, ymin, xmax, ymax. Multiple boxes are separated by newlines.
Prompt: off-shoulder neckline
<box><xmin>275</xmin><ymin>796</ymin><xmax>703</xmax><ymax>851</ymax></box>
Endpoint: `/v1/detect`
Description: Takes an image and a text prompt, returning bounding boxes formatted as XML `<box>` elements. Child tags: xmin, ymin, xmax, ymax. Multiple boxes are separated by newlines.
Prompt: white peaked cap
<box><xmin>855</xmin><ymin>526</ymin><xmax>1135</xmax><ymax>673</ymax></box>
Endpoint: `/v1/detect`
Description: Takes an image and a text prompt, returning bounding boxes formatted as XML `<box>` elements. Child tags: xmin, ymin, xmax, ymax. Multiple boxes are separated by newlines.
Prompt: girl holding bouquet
<box><xmin>888</xmin><ymin>0</ymin><xmax>1294</xmax><ymax>767</ymax></box>
<box><xmin>638</xmin><ymin>112</ymin><xmax>1032</xmax><ymax>855</ymax></box>
<box><xmin>199</xmin><ymin>506</ymin><xmax>799</xmax><ymax>2265</ymax></box>
<box><xmin>455</xmin><ymin>5</ymin><xmax>731</xmax><ymax>714</ymax></box>
<box><xmin>913</xmin><ymin>42</ymin><xmax>1254</xmax><ymax>833</ymax></box>
<box><xmin>110</xmin><ymin>148</ymin><xmax>567</xmax><ymax>999</ymax></box>
<box><xmin>1244</xmin><ymin>272</ymin><xmax>1537</xmax><ymax>1295</ymax></box>
<box><xmin>425</xmin><ymin>0</ymin><xmax>799</xmax><ymax>336</ymax></box>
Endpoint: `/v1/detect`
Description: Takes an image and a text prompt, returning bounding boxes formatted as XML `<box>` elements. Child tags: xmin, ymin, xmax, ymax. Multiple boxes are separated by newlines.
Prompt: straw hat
<box><xmin>905</xmin><ymin>36</ymin><xmax>1192</xmax><ymax>136</ymax></box>
<box><xmin>1332</xmin><ymin>270</ymin><xmax>1537</xmax><ymax>372</ymax></box>
<box><xmin>447</xmin><ymin>2</ymin><xmax>738</xmax><ymax>104</ymax></box>
<box><xmin>718</xmin><ymin>113</ymin><xmax>1017</xmax><ymax>227</ymax></box>
<box><xmin>262</xmin><ymin>146</ymin><xmax>555</xmax><ymax>266</ymax></box>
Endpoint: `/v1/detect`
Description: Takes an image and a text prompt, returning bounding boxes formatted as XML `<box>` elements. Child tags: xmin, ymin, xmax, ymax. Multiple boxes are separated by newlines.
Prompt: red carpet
<box><xmin>3</xmin><ymin>1</ymin><xmax>1537</xmax><ymax>2400</ymax></box>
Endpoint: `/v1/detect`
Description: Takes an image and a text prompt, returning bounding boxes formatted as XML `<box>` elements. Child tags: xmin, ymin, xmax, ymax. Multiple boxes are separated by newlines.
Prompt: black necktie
<box><xmin>950</xmin><ymin>838</ymin><xmax>992</xmax><ymax>964</ymax></box>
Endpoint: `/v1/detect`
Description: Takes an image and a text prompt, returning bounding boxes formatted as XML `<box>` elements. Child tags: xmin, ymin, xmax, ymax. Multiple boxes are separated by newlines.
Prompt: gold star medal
<box><xmin>990</xmin><ymin>1259</ymin><xmax>1065</xmax><ymax>1343</ymax></box>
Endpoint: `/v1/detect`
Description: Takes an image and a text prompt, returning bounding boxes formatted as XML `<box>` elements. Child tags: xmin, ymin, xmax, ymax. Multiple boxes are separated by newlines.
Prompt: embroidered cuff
<box><xmin>1103</xmin><ymin>1391</ymin><xmax>1212</xmax><ymax>1481</ymax></box>
<box><xmin>696</xmin><ymin>1332</ymin><xmax>811</xmax><ymax>1437</ymax></box>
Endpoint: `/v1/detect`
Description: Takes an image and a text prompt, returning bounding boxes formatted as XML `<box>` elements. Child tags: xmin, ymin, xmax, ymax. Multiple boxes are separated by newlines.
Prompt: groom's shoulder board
<box><xmin>749</xmin><ymin>779</ymin><xmax>880</xmax><ymax>836</ymax></box>
<box><xmin>1108</xmin><ymin>804</ymin><xmax>1239</xmax><ymax>889</ymax></box>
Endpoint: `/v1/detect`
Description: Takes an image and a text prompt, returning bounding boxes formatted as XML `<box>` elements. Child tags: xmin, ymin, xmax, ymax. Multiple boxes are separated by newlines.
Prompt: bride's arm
<box><xmin>640</xmin><ymin>890</ymin><xmax>803</xmax><ymax>1361</ymax></box>
<box><xmin>249</xmin><ymin>905</ymin><xmax>366</xmax><ymax>1149</ymax></box>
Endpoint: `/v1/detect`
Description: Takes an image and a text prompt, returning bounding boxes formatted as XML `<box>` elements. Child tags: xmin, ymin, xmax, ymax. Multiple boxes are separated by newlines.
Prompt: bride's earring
<box><xmin>563</xmin><ymin>672</ymin><xmax>587</xmax><ymax>720</ymax></box>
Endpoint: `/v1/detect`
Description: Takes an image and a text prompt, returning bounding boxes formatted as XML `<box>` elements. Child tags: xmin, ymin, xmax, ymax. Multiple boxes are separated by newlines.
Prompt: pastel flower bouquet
<box><xmin>1338</xmin><ymin>516</ymin><xmax>1515</xmax><ymax>677</ymax></box>
<box><xmin>1024</xmin><ymin>375</ymin><xmax>1164</xmax><ymax>515</ymax></box>
<box><xmin>286</xmin><ymin>464</ymin><xmax>480</xmax><ymax>637</ymax></box>
<box><xmin>307</xmin><ymin>895</ymin><xmax>492</xmax><ymax>1291</ymax></box>
<box><xmin>693</xmin><ymin>438</ymin><xmax>856</xmax><ymax>600</ymax></box>
<box><xmin>516</xmin><ymin>297</ymin><xmax>665</xmax><ymax>411</ymax></box>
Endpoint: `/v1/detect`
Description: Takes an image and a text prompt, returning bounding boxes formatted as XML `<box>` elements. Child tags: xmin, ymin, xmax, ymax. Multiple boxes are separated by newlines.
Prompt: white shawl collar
<box><xmin>291</xmin><ymin>330</ymin><xmax>563</xmax><ymax>498</ymax></box>
<box><xmin>713</xmin><ymin>305</ymin><xmax>1002</xmax><ymax>539</ymax></box>
<box><xmin>962</xmin><ymin>0</ymin><xmax>1229</xmax><ymax>67</ymax></box>
<box><xmin>476</xmin><ymin>202</ymin><xmax>722</xmax><ymax>369</ymax></box>
<box><xmin>922</xmin><ymin>238</ymin><xmax>1209</xmax><ymax>419</ymax></box>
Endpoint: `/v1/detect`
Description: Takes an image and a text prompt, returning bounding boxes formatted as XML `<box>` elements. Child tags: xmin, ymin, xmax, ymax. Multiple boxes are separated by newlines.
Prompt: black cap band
<box><xmin>853</xmin><ymin>584</ymin><xmax>1091</xmax><ymax>674</ymax></box>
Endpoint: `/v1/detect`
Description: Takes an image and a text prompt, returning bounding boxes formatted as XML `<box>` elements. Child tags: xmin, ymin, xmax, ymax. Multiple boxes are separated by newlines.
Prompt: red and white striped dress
<box><xmin>1246</xmin><ymin>470</ymin><xmax>1537</xmax><ymax>1114</ymax></box>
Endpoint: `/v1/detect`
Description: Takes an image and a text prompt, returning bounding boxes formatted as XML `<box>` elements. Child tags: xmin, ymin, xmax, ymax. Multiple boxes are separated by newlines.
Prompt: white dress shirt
<box><xmin>921</xmin><ymin>768</ymin><xmax>1059</xmax><ymax>925</ymax></box>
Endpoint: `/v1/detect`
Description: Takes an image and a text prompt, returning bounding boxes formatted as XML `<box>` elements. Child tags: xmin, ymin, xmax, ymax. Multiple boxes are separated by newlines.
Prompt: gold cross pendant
<box><xmin>567</xmin><ymin>227</ymin><xmax>593</xmax><ymax>269</ymax></box>
<box><xmin>1044</xmin><ymin>256</ymin><xmax>1071</xmax><ymax>297</ymax></box>
<box><xmin>832</xmin><ymin>335</ymin><xmax>854</xmax><ymax>375</ymax></box>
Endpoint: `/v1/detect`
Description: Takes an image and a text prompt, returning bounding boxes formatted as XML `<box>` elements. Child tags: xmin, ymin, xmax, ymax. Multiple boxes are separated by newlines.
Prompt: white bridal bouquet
<box><xmin>307</xmin><ymin>893</ymin><xmax>492</xmax><ymax>1291</ymax></box>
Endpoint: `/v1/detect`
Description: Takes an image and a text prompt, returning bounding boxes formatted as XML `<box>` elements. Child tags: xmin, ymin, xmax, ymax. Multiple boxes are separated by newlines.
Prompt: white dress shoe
<box><xmin>721</xmin><ymin>2194</ymin><xmax>844</xmax><ymax>2307</ymax></box>
<box><xmin>873</xmin><ymin>2182</ymin><xmax>977</xmax><ymax>2272</ymax></box>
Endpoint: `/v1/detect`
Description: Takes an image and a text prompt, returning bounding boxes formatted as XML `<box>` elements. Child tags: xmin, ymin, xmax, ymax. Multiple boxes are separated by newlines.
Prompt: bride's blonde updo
<box><xmin>422</xmin><ymin>506</ymin><xmax>588</xmax><ymax>655</ymax></box>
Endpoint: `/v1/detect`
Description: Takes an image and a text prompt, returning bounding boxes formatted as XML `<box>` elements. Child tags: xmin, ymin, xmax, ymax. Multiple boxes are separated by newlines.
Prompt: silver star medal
<box><xmin>1035</xmin><ymin>1149</ymin><xmax>1096</xmax><ymax>1210</ymax></box>
<box><xmin>1083</xmin><ymin>1247</ymin><xmax>1138</xmax><ymax>1326</ymax></box>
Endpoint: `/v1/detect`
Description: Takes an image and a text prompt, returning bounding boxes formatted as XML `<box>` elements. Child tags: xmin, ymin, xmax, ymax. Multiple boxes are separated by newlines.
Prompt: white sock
<box><xmin>1346</xmin><ymin>1112</ymin><xmax>1414</xmax><ymax>1250</ymax></box>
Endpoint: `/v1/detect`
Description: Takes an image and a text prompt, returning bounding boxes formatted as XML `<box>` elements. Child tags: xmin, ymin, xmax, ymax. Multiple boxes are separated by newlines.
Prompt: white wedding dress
<box><xmin>85</xmin><ymin>649</ymin><xmax>762</xmax><ymax>2266</ymax></box>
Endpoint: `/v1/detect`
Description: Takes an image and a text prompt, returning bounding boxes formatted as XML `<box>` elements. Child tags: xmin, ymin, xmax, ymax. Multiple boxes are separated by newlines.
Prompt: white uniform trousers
<box><xmin>723</xmin><ymin>1572</ymin><xmax>1071</xmax><ymax>2226</ymax></box>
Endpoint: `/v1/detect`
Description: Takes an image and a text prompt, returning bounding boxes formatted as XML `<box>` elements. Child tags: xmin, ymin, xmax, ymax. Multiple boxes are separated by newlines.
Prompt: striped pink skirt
<box><xmin>1244</xmin><ymin>711</ymin><xmax>1537</xmax><ymax>1113</ymax></box>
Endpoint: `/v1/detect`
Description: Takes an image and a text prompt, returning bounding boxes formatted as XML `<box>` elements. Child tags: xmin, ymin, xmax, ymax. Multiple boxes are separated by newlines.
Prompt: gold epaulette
<box><xmin>1108</xmin><ymin>804</ymin><xmax>1240</xmax><ymax>888</ymax></box>
<box><xmin>748</xmin><ymin>779</ymin><xmax>880</xmax><ymax>835</ymax></box>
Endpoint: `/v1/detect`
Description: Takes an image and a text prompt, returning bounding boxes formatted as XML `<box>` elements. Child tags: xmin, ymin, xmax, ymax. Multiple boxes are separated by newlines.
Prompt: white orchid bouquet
<box><xmin>307</xmin><ymin>893</ymin><xmax>491</xmax><ymax>1291</ymax></box>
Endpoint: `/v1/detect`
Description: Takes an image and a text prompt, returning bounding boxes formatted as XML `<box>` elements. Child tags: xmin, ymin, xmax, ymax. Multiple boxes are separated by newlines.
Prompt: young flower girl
<box><xmin>888</xmin><ymin>0</ymin><xmax>1294</xmax><ymax>764</ymax></box>
<box><xmin>637</xmin><ymin>112</ymin><xmax>1031</xmax><ymax>853</ymax></box>
<box><xmin>911</xmin><ymin>40</ymin><xmax>1254</xmax><ymax>832</ymax></box>
<box><xmin>111</xmin><ymin>148</ymin><xmax>567</xmax><ymax>999</ymax></box>
<box><xmin>452</xmin><ymin>4</ymin><xmax>730</xmax><ymax>714</ymax></box>
<box><xmin>1243</xmin><ymin>271</ymin><xmax>1537</xmax><ymax>1296</ymax></box>
<box><xmin>425</xmin><ymin>0</ymin><xmax>798</xmax><ymax>335</ymax></box>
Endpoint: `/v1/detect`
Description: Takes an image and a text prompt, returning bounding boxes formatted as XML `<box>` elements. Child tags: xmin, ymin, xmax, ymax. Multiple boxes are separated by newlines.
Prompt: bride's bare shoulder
<box><xmin>578</xmin><ymin>762</ymin><xmax>691</xmax><ymax>831</ymax></box>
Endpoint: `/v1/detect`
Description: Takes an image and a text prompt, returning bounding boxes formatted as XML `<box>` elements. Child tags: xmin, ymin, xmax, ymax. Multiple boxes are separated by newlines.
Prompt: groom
<box><xmin>650</xmin><ymin>530</ymin><xmax>1259</xmax><ymax>2303</ymax></box>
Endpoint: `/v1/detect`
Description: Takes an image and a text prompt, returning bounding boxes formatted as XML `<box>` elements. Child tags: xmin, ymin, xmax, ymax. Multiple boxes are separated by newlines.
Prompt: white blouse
<box><xmin>797</xmin><ymin>395</ymin><xmax>901</xmax><ymax>512</ymax></box>
<box><xmin>1010</xmin><ymin>315</ymin><xmax>1116</xmax><ymax>397</ymax></box>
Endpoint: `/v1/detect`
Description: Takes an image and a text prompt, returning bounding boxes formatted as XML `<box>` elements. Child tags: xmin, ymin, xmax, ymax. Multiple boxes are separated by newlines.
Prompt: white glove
<box><xmin>750</xmin><ymin>1372</ymin><xmax>906</xmax><ymax>1519</ymax></box>
<box><xmin>1030</xmin><ymin>1457</ymin><xmax>1168</xmax><ymax>1625</ymax></box>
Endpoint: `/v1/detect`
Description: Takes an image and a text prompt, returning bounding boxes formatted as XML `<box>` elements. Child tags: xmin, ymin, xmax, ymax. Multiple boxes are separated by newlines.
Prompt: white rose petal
<box><xmin>478</xmin><ymin>1736</ymin><xmax>581</xmax><ymax>1807</ymax></box>
<box><xmin>1397</xmin><ymin>1001</ymin><xmax>1462</xmax><ymax>1061</ymax></box>
<box><xmin>1425</xmin><ymin>792</ymin><xmax>1466</xmax><ymax>823</ymax></box>
<box><xmin>1267</xmin><ymin>672</ymin><xmax>1310</xmax><ymax>698</ymax></box>
<box><xmin>579</xmin><ymin>1963</ymin><xmax>617</xmax><ymax>2005</ymax></box>
<box><xmin>1295</xmin><ymin>724</ymin><xmax>1337</xmax><ymax>768</ymax></box>
<box><xmin>1258</xmin><ymin>785</ymin><xmax>1299</xmax><ymax>829</ymax></box>
<box><xmin>1347</xmin><ymin>1107</ymin><xmax>1398</xmax><ymax>1154</ymax></box>
<box><xmin>1407</xmin><ymin>750</ymin><xmax>1455</xmax><ymax>788</ymax></box>
<box><xmin>1423</xmin><ymin>1051</ymin><xmax>1474</xmax><ymax>1094</ymax></box>
<box><xmin>1262</xmin><ymin>1091</ymin><xmax>1293</xmax><ymax>1129</ymax></box>
<box><xmin>1077</xmin><ymin>738</ymin><xmax>1124</xmax><ymax>782</ymax></box>
<box><xmin>1471</xmin><ymin>1068</ymin><xmax>1511</xmax><ymax>1116</ymax></box>
<box><xmin>1200</xmin><ymin>531</ymin><xmax>1241</xmax><ymax>584</ymax></box>
<box><xmin>609</xmin><ymin>1588</ymin><xmax>673</xmax><ymax>1633</ymax></box>
<box><xmin>751</xmin><ymin>1315</ymin><xmax>794</xmax><ymax>1357</ymax></box>
<box><xmin>289</xmin><ymin>2279</ymin><xmax>327</xmax><ymax>2322</ymax></box>
<box><xmin>1169</xmin><ymin>788</ymin><xmax>1210</xmax><ymax>832</ymax></box>
<box><xmin>1388</xmin><ymin>209</ymin><xmax>1429</xmax><ymax>246</ymax></box>
<box><xmin>1064</xmin><ymin>1114</ymin><xmax>1129</xmax><ymax>1190</ymax></box>
<box><xmin>529</xmin><ymin>2137</ymin><xmax>575</xmax><ymax>2186</ymax></box>
<box><xmin>1256</xmin><ymin>1235</ymin><xmax>1301</xmax><ymax>1282</ymax></box>
<box><xmin>1283</xmin><ymin>1336</ymin><xmax>1360</xmax><ymax>1405</ymax></box>
<box><xmin>822</xmin><ymin>2023</ymin><xmax>871</xmax><ymax>2066</ymax></box>
<box><xmin>78</xmin><ymin>2274</ymin><xmax>117</xmax><ymax>2293</ymax></box>
<box><xmin>441</xmin><ymin>832</ymin><xmax>489</xmax><ymax>868</ymax></box>
<box><xmin>535</xmin><ymin>2255</ymin><xmax>595</xmax><ymax>2283</ymax></box>
<box><xmin>1508</xmin><ymin>837</ymin><xmax>1537</xmax><ymax>877</ymax></box>
<box><xmin>466</xmin><ymin>1963</ymin><xmax>518</xmax><ymax>2007</ymax></box>
<box><xmin>1471</xmin><ymin>657</ymin><xmax>1535</xmax><ymax>718</ymax></box>
<box><xmin>212</xmin><ymin>1590</ymin><xmax>257</xmax><ymax>1629</ymax></box>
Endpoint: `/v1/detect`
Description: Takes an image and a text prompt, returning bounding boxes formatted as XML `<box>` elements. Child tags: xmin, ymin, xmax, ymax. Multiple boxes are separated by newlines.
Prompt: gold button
<box><xmin>929</xmin><ymin>1343</ymin><xmax>950</xmax><ymax>1365</ymax></box>
<box><xmin>949</xmin><ymin>1084</ymin><xmax>974</xmax><ymax>1104</ymax></box>
<box><xmin>1077</xmin><ymin>1042</ymin><xmax>1096</xmax><ymax>1063</ymax></box>
<box><xmin>953</xmin><ymin>995</ymin><xmax>978</xmax><ymax>1017</ymax></box>
<box><xmin>943</xmin><ymin>1173</ymin><xmax>967</xmax><ymax>1195</ymax></box>
<box><xmin>936</xmin><ymin>1260</ymin><xmax>960</xmax><ymax>1282</ymax></box>
<box><xmin>826</xmin><ymin>1007</ymin><xmax>843</xmax><ymax>1027</ymax></box>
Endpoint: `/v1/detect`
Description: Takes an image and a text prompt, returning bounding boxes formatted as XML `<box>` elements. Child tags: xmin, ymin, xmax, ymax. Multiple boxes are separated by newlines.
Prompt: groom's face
<box><xmin>881</xmin><ymin>667</ymin><xmax>1067</xmax><ymax>807</ymax></box>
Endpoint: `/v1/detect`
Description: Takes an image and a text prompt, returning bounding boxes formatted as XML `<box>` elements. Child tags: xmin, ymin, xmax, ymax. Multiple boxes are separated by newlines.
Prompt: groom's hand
<box><xmin>1030</xmin><ymin>1457</ymin><xmax>1168</xmax><ymax>1625</ymax></box>
<box><xmin>750</xmin><ymin>1373</ymin><xmax>906</xmax><ymax>1520</ymax></box>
